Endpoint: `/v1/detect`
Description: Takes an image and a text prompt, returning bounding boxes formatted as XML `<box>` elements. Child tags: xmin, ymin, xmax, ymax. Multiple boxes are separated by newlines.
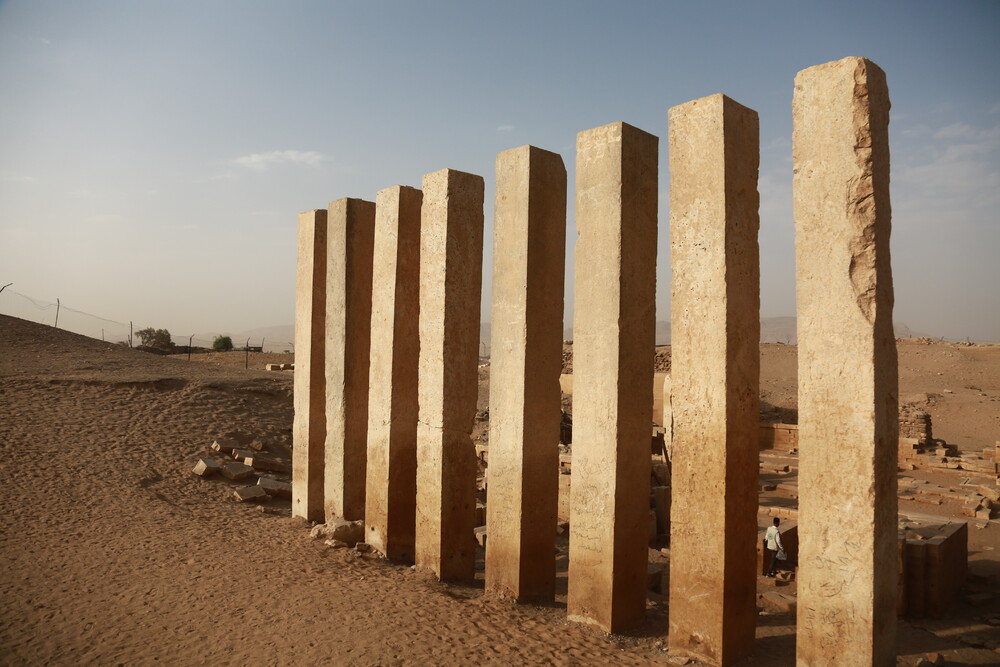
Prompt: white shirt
<box><xmin>765</xmin><ymin>525</ymin><xmax>784</xmax><ymax>552</ymax></box>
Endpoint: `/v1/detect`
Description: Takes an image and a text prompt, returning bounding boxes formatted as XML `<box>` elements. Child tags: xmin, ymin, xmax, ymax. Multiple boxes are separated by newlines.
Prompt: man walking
<box><xmin>764</xmin><ymin>517</ymin><xmax>784</xmax><ymax>577</ymax></box>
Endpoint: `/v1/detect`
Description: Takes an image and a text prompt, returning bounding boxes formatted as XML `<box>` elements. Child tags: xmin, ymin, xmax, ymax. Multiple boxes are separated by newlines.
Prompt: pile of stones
<box><xmin>192</xmin><ymin>438</ymin><xmax>292</xmax><ymax>503</ymax></box>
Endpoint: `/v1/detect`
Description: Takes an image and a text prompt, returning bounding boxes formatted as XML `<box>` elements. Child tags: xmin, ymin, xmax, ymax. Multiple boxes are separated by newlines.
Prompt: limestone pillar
<box><xmin>567</xmin><ymin>122</ymin><xmax>657</xmax><ymax>632</ymax></box>
<box><xmin>415</xmin><ymin>168</ymin><xmax>484</xmax><ymax>583</ymax></box>
<box><xmin>365</xmin><ymin>186</ymin><xmax>423</xmax><ymax>561</ymax></box>
<box><xmin>485</xmin><ymin>145</ymin><xmax>566</xmax><ymax>602</ymax></box>
<box><xmin>324</xmin><ymin>198</ymin><xmax>375</xmax><ymax>522</ymax></box>
<box><xmin>292</xmin><ymin>209</ymin><xmax>328</xmax><ymax>522</ymax></box>
<box><xmin>667</xmin><ymin>94</ymin><xmax>760</xmax><ymax>666</ymax></box>
<box><xmin>794</xmin><ymin>57</ymin><xmax>897</xmax><ymax>666</ymax></box>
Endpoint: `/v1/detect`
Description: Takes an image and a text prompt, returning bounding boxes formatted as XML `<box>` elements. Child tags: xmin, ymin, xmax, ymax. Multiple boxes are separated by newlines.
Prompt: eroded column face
<box><xmin>415</xmin><ymin>168</ymin><xmax>484</xmax><ymax>583</ymax></box>
<box><xmin>325</xmin><ymin>198</ymin><xmax>375</xmax><ymax>522</ymax></box>
<box><xmin>292</xmin><ymin>209</ymin><xmax>328</xmax><ymax>522</ymax></box>
<box><xmin>567</xmin><ymin>122</ymin><xmax>657</xmax><ymax>633</ymax></box>
<box><xmin>366</xmin><ymin>186</ymin><xmax>422</xmax><ymax>561</ymax></box>
<box><xmin>794</xmin><ymin>56</ymin><xmax>897</xmax><ymax>666</ymax></box>
<box><xmin>485</xmin><ymin>145</ymin><xmax>566</xmax><ymax>602</ymax></box>
<box><xmin>667</xmin><ymin>94</ymin><xmax>760</xmax><ymax>667</ymax></box>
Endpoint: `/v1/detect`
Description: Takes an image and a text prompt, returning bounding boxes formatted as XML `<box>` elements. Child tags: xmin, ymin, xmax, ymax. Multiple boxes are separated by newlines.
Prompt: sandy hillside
<box><xmin>2</xmin><ymin>314</ymin><xmax>999</xmax><ymax>666</ymax></box>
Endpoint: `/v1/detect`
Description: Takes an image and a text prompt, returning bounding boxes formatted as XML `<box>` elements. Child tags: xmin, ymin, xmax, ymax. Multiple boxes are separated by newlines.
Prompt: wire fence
<box><xmin>0</xmin><ymin>287</ymin><xmax>295</xmax><ymax>353</ymax></box>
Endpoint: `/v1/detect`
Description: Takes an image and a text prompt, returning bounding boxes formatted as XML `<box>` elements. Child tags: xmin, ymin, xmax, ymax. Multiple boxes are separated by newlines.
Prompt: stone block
<box><xmin>475</xmin><ymin>500</ymin><xmax>486</xmax><ymax>528</ymax></box>
<box><xmin>211</xmin><ymin>438</ymin><xmax>239</xmax><ymax>454</ymax></box>
<box><xmin>794</xmin><ymin>57</ymin><xmax>896</xmax><ymax>666</ymax></box>
<box><xmin>231</xmin><ymin>448</ymin><xmax>253</xmax><ymax>462</ymax></box>
<box><xmin>265</xmin><ymin>364</ymin><xmax>282</xmax><ymax>371</ymax></box>
<box><xmin>233</xmin><ymin>485</ymin><xmax>269</xmax><ymax>503</ymax></box>
<box><xmin>221</xmin><ymin>461</ymin><xmax>255</xmax><ymax>481</ymax></box>
<box><xmin>763</xmin><ymin>591</ymin><xmax>797</xmax><ymax>614</ymax></box>
<box><xmin>475</xmin><ymin>526</ymin><xmax>488</xmax><ymax>548</ymax></box>
<box><xmin>192</xmin><ymin>458</ymin><xmax>221</xmax><ymax>477</ymax></box>
<box><xmin>243</xmin><ymin>456</ymin><xmax>289</xmax><ymax>473</ymax></box>
<box><xmin>257</xmin><ymin>477</ymin><xmax>292</xmax><ymax>499</ymax></box>
<box><xmin>310</xmin><ymin>517</ymin><xmax>365</xmax><ymax>546</ymax></box>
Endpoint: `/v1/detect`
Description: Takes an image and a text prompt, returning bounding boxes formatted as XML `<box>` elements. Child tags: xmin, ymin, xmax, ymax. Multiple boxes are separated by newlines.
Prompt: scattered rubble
<box><xmin>310</xmin><ymin>518</ymin><xmax>365</xmax><ymax>547</ymax></box>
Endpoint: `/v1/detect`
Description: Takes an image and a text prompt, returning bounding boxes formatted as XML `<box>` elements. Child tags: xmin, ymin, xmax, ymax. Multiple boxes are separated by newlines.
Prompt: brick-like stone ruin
<box><xmin>287</xmin><ymin>57</ymin><xmax>978</xmax><ymax>665</ymax></box>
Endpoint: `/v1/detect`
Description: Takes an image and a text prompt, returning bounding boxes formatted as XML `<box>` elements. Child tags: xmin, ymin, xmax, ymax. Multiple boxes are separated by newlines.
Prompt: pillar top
<box><xmin>794</xmin><ymin>56</ymin><xmax>886</xmax><ymax>86</ymax></box>
<box><xmin>668</xmin><ymin>93</ymin><xmax>757</xmax><ymax>119</ymax></box>
<box><xmin>576</xmin><ymin>121</ymin><xmax>657</xmax><ymax>147</ymax></box>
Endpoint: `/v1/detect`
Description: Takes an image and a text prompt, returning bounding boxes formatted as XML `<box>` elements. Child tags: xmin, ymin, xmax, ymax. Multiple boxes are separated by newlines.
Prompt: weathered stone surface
<box><xmin>325</xmin><ymin>198</ymin><xmax>375</xmax><ymax>522</ymax></box>
<box><xmin>310</xmin><ymin>517</ymin><xmax>365</xmax><ymax>546</ymax></box>
<box><xmin>232</xmin><ymin>448</ymin><xmax>253</xmax><ymax>462</ymax></box>
<box><xmin>212</xmin><ymin>438</ymin><xmax>239</xmax><ymax>454</ymax></box>
<box><xmin>233</xmin><ymin>485</ymin><xmax>269</xmax><ymax>503</ymax></box>
<box><xmin>485</xmin><ymin>145</ymin><xmax>566</xmax><ymax>603</ymax></box>
<box><xmin>567</xmin><ymin>122</ymin><xmax>657</xmax><ymax>633</ymax></box>
<box><xmin>667</xmin><ymin>94</ymin><xmax>760</xmax><ymax>666</ymax></box>
<box><xmin>244</xmin><ymin>456</ymin><xmax>289</xmax><ymax>473</ymax></box>
<box><xmin>192</xmin><ymin>458</ymin><xmax>221</xmax><ymax>477</ymax></box>
<box><xmin>221</xmin><ymin>461</ymin><xmax>255</xmax><ymax>481</ymax></box>
<box><xmin>414</xmin><ymin>169</ymin><xmax>484</xmax><ymax>583</ymax></box>
<box><xmin>366</xmin><ymin>185</ymin><xmax>422</xmax><ymax>563</ymax></box>
<box><xmin>257</xmin><ymin>477</ymin><xmax>292</xmax><ymax>499</ymax></box>
<box><xmin>292</xmin><ymin>209</ymin><xmax>328</xmax><ymax>522</ymax></box>
<box><xmin>794</xmin><ymin>57</ymin><xmax>897</xmax><ymax>666</ymax></box>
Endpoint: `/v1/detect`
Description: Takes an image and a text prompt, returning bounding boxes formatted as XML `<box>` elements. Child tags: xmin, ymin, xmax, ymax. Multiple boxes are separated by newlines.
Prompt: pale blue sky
<box><xmin>1</xmin><ymin>1</ymin><xmax>998</xmax><ymax>342</ymax></box>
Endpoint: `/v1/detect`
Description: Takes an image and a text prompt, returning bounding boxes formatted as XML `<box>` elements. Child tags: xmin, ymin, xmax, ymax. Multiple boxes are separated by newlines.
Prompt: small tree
<box><xmin>213</xmin><ymin>335</ymin><xmax>234</xmax><ymax>352</ymax></box>
<box><xmin>134</xmin><ymin>327</ymin><xmax>175</xmax><ymax>353</ymax></box>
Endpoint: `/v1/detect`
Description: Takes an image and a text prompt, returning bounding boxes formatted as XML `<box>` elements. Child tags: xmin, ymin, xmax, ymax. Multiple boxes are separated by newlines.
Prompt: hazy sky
<box><xmin>1</xmin><ymin>1</ymin><xmax>998</xmax><ymax>343</ymax></box>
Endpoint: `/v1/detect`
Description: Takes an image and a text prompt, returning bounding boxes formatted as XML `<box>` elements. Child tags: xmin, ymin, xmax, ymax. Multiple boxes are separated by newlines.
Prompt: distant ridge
<box><xmin>197</xmin><ymin>318</ymin><xmax>924</xmax><ymax>352</ymax></box>
<box><xmin>482</xmin><ymin>318</ymin><xmax>923</xmax><ymax>347</ymax></box>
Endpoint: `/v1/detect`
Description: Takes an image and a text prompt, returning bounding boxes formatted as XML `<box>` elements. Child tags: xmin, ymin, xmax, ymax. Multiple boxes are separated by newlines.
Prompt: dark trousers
<box><xmin>765</xmin><ymin>547</ymin><xmax>779</xmax><ymax>575</ymax></box>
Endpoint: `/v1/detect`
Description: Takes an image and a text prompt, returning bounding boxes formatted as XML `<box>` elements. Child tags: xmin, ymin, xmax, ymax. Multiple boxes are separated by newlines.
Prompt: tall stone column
<box><xmin>366</xmin><ymin>186</ymin><xmax>423</xmax><ymax>561</ymax></box>
<box><xmin>415</xmin><ymin>168</ymin><xmax>484</xmax><ymax>583</ymax></box>
<box><xmin>794</xmin><ymin>56</ymin><xmax>897</xmax><ymax>666</ymax></box>
<box><xmin>567</xmin><ymin>122</ymin><xmax>657</xmax><ymax>632</ymax></box>
<box><xmin>485</xmin><ymin>145</ymin><xmax>566</xmax><ymax>602</ymax></box>
<box><xmin>292</xmin><ymin>209</ymin><xmax>328</xmax><ymax>522</ymax></box>
<box><xmin>667</xmin><ymin>94</ymin><xmax>760</xmax><ymax>666</ymax></box>
<box><xmin>325</xmin><ymin>198</ymin><xmax>375</xmax><ymax>522</ymax></box>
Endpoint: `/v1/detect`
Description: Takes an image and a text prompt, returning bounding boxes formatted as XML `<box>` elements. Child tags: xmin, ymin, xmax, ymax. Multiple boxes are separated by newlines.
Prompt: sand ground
<box><xmin>2</xmin><ymin>314</ymin><xmax>999</xmax><ymax>665</ymax></box>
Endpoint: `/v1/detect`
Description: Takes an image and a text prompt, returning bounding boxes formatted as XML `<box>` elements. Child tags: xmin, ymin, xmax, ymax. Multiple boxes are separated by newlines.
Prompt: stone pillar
<box><xmin>324</xmin><ymin>198</ymin><xmax>375</xmax><ymax>522</ymax></box>
<box><xmin>667</xmin><ymin>94</ymin><xmax>760</xmax><ymax>666</ymax></box>
<box><xmin>414</xmin><ymin>168</ymin><xmax>484</xmax><ymax>583</ymax></box>
<box><xmin>292</xmin><ymin>209</ymin><xmax>328</xmax><ymax>522</ymax></box>
<box><xmin>794</xmin><ymin>57</ymin><xmax>897</xmax><ymax>666</ymax></box>
<box><xmin>485</xmin><ymin>145</ymin><xmax>566</xmax><ymax>602</ymax></box>
<box><xmin>567</xmin><ymin>122</ymin><xmax>657</xmax><ymax>632</ymax></box>
<box><xmin>365</xmin><ymin>186</ymin><xmax>423</xmax><ymax>561</ymax></box>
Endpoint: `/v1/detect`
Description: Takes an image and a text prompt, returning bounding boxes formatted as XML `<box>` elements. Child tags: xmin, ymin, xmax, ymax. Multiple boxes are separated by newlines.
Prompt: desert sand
<box><xmin>2</xmin><ymin>313</ymin><xmax>999</xmax><ymax>665</ymax></box>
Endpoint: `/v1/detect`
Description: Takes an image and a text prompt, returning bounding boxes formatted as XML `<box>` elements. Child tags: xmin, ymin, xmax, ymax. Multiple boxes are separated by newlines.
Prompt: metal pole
<box><xmin>245</xmin><ymin>338</ymin><xmax>251</xmax><ymax>369</ymax></box>
<box><xmin>129</xmin><ymin>321</ymin><xmax>133</xmax><ymax>348</ymax></box>
<box><xmin>54</xmin><ymin>298</ymin><xmax>60</xmax><ymax>328</ymax></box>
<box><xmin>188</xmin><ymin>335</ymin><xmax>194</xmax><ymax>361</ymax></box>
